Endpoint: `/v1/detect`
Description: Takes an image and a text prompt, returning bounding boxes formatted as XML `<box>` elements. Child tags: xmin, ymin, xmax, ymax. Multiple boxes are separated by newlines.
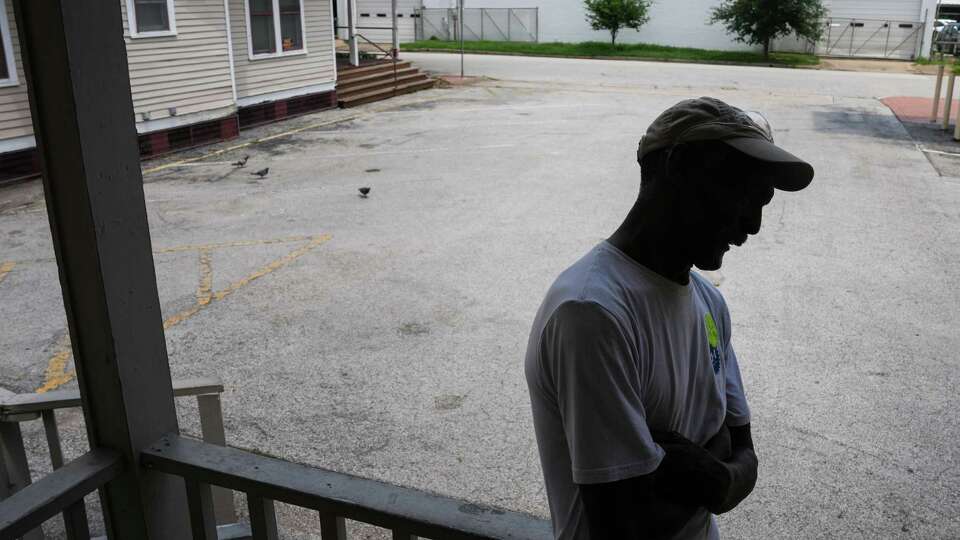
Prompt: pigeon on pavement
<box><xmin>233</xmin><ymin>155</ymin><xmax>250</xmax><ymax>168</ymax></box>
<box><xmin>358</xmin><ymin>187</ymin><xmax>371</xmax><ymax>198</ymax></box>
<box><xmin>251</xmin><ymin>167</ymin><xmax>269</xmax><ymax>178</ymax></box>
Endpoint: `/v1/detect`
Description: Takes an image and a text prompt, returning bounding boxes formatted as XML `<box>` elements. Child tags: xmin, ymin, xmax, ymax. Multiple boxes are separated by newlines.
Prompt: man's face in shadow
<box><xmin>670</xmin><ymin>143</ymin><xmax>776</xmax><ymax>271</ymax></box>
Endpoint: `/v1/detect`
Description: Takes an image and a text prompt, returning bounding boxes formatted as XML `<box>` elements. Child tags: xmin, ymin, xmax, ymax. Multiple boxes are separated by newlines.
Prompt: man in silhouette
<box><xmin>525</xmin><ymin>97</ymin><xmax>814</xmax><ymax>539</ymax></box>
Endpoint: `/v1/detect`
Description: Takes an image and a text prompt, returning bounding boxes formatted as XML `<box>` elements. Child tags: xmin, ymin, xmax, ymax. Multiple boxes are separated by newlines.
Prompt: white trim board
<box><xmin>135</xmin><ymin>105</ymin><xmax>237</xmax><ymax>134</ymax></box>
<box><xmin>0</xmin><ymin>135</ymin><xmax>35</xmax><ymax>153</ymax></box>
<box><xmin>223</xmin><ymin>0</ymin><xmax>238</xmax><ymax>102</ymax></box>
<box><xmin>0</xmin><ymin>1</ymin><xmax>19</xmax><ymax>86</ymax></box>
<box><xmin>236</xmin><ymin>81</ymin><xmax>335</xmax><ymax>107</ymax></box>
<box><xmin>125</xmin><ymin>0</ymin><xmax>178</xmax><ymax>38</ymax></box>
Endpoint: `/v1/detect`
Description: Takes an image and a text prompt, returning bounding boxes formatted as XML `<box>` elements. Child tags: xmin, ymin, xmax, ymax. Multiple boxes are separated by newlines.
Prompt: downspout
<box><xmin>223</xmin><ymin>0</ymin><xmax>238</xmax><ymax>104</ymax></box>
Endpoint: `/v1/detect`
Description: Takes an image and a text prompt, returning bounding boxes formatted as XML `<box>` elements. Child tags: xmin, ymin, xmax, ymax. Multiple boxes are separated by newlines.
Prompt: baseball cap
<box><xmin>637</xmin><ymin>97</ymin><xmax>814</xmax><ymax>192</ymax></box>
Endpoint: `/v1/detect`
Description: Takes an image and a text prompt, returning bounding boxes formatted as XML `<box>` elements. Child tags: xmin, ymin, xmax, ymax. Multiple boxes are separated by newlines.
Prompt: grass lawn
<box><xmin>402</xmin><ymin>40</ymin><xmax>820</xmax><ymax>67</ymax></box>
<box><xmin>913</xmin><ymin>56</ymin><xmax>960</xmax><ymax>74</ymax></box>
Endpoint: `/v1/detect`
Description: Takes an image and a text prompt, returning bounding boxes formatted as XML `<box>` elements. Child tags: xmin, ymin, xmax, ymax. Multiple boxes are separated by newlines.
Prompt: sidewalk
<box><xmin>882</xmin><ymin>95</ymin><xmax>960</xmax><ymax>178</ymax></box>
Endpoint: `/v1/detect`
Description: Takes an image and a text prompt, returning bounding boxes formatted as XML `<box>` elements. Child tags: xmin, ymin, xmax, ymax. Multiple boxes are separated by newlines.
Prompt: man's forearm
<box><xmin>709</xmin><ymin>423</ymin><xmax>758</xmax><ymax>514</ymax></box>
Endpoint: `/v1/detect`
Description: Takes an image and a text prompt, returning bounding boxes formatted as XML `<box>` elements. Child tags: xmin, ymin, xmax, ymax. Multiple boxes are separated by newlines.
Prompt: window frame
<box><xmin>244</xmin><ymin>0</ymin><xmax>308</xmax><ymax>60</ymax></box>
<box><xmin>0</xmin><ymin>1</ymin><xmax>18</xmax><ymax>87</ymax></box>
<box><xmin>126</xmin><ymin>0</ymin><xmax>178</xmax><ymax>39</ymax></box>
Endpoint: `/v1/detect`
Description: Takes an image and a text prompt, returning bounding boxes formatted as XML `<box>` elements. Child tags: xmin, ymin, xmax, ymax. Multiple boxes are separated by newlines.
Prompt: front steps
<box><xmin>336</xmin><ymin>59</ymin><xmax>436</xmax><ymax>108</ymax></box>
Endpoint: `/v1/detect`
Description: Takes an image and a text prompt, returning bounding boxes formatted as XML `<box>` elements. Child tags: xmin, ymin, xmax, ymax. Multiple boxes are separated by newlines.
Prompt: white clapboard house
<box><xmin>0</xmin><ymin>0</ymin><xmax>336</xmax><ymax>181</ymax></box>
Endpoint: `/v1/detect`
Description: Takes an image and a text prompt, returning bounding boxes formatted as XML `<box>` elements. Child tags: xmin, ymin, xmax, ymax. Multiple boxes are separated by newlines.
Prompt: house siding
<box><xmin>0</xmin><ymin>0</ymin><xmax>34</xmax><ymax>145</ymax></box>
<box><xmin>0</xmin><ymin>0</ymin><xmax>339</xmax><ymax>154</ymax></box>
<box><xmin>121</xmin><ymin>0</ymin><xmax>236</xmax><ymax>128</ymax></box>
<box><xmin>231</xmin><ymin>0</ymin><xmax>335</xmax><ymax>102</ymax></box>
<box><xmin>827</xmin><ymin>0</ymin><xmax>923</xmax><ymax>21</ymax></box>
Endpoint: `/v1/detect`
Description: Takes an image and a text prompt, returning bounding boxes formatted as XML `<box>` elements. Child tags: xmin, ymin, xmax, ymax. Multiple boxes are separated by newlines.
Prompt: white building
<box><xmin>421</xmin><ymin>0</ymin><xmax>938</xmax><ymax>58</ymax></box>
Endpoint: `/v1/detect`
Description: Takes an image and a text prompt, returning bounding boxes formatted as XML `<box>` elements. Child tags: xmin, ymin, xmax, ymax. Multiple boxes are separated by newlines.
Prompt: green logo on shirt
<box><xmin>704</xmin><ymin>312</ymin><xmax>719</xmax><ymax>348</ymax></box>
<box><xmin>705</xmin><ymin>312</ymin><xmax>721</xmax><ymax>374</ymax></box>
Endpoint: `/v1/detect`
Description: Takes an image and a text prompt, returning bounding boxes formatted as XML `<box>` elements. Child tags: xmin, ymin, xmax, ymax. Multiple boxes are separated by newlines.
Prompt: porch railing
<box><xmin>335</xmin><ymin>26</ymin><xmax>401</xmax><ymax>95</ymax></box>
<box><xmin>1</xmin><ymin>380</ymin><xmax>552</xmax><ymax>540</ymax></box>
<box><xmin>143</xmin><ymin>434</ymin><xmax>552</xmax><ymax>539</ymax></box>
<box><xmin>0</xmin><ymin>378</ymin><xmax>243</xmax><ymax>539</ymax></box>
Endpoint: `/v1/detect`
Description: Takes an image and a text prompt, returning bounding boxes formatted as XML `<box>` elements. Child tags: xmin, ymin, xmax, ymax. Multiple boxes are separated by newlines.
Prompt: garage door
<box><xmin>354</xmin><ymin>0</ymin><xmax>418</xmax><ymax>44</ymax></box>
<box><xmin>817</xmin><ymin>0</ymin><xmax>925</xmax><ymax>58</ymax></box>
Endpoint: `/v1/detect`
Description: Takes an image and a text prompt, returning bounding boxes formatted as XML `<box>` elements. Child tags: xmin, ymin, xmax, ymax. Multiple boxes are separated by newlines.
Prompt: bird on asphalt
<box><xmin>251</xmin><ymin>167</ymin><xmax>269</xmax><ymax>178</ymax></box>
<box><xmin>232</xmin><ymin>155</ymin><xmax>250</xmax><ymax>168</ymax></box>
<box><xmin>358</xmin><ymin>187</ymin><xmax>371</xmax><ymax>198</ymax></box>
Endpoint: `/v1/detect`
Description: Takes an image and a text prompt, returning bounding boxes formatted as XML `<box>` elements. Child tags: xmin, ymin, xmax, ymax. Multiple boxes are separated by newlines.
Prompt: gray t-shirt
<box><xmin>524</xmin><ymin>241</ymin><xmax>751</xmax><ymax>539</ymax></box>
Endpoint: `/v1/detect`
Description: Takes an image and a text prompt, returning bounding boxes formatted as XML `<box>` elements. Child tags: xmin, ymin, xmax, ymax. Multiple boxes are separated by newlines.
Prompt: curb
<box><xmin>401</xmin><ymin>48</ymin><xmax>819</xmax><ymax>70</ymax></box>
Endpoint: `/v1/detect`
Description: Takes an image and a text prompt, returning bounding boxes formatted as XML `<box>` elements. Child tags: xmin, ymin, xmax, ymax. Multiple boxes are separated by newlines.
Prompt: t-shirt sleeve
<box><xmin>719</xmin><ymin>301</ymin><xmax>751</xmax><ymax>426</ymax></box>
<box><xmin>541</xmin><ymin>300</ymin><xmax>664</xmax><ymax>485</ymax></box>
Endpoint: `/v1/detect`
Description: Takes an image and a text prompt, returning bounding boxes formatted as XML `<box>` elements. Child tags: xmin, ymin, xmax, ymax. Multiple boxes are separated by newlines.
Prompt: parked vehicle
<box><xmin>935</xmin><ymin>21</ymin><xmax>960</xmax><ymax>54</ymax></box>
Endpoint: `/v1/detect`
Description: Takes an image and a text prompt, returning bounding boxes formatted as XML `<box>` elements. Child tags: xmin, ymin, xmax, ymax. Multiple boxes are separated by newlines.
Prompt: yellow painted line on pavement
<box><xmin>213</xmin><ymin>234</ymin><xmax>330</xmax><ymax>302</ymax></box>
<box><xmin>36</xmin><ymin>336</ymin><xmax>73</xmax><ymax>394</ymax></box>
<box><xmin>0</xmin><ymin>261</ymin><xmax>14</xmax><ymax>284</ymax></box>
<box><xmin>36</xmin><ymin>234</ymin><xmax>332</xmax><ymax>393</ymax></box>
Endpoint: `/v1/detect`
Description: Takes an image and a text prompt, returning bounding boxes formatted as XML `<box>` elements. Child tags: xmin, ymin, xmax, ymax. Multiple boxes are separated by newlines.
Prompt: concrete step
<box><xmin>337</xmin><ymin>72</ymin><xmax>429</xmax><ymax>98</ymax></box>
<box><xmin>338</xmin><ymin>78</ymin><xmax>437</xmax><ymax>108</ymax></box>
<box><xmin>337</xmin><ymin>61</ymin><xmax>412</xmax><ymax>82</ymax></box>
<box><xmin>336</xmin><ymin>66</ymin><xmax>421</xmax><ymax>91</ymax></box>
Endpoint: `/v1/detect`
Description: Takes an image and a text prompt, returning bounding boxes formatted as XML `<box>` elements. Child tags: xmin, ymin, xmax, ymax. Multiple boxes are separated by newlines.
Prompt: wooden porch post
<box><xmin>12</xmin><ymin>0</ymin><xmax>190</xmax><ymax>537</ymax></box>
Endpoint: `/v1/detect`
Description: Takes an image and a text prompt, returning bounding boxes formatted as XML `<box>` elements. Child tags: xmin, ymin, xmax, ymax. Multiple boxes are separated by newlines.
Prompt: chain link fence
<box><xmin>774</xmin><ymin>18</ymin><xmax>925</xmax><ymax>59</ymax></box>
<box><xmin>415</xmin><ymin>8</ymin><xmax>538</xmax><ymax>42</ymax></box>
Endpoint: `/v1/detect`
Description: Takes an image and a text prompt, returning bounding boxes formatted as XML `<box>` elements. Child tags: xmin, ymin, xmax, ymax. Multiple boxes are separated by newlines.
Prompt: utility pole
<box><xmin>347</xmin><ymin>0</ymin><xmax>359</xmax><ymax>66</ymax></box>
<box><xmin>459</xmin><ymin>0</ymin><xmax>465</xmax><ymax>77</ymax></box>
<box><xmin>391</xmin><ymin>0</ymin><xmax>399</xmax><ymax>58</ymax></box>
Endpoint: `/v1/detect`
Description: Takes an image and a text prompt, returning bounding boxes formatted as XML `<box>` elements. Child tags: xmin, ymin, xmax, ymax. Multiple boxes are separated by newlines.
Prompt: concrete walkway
<box><xmin>1</xmin><ymin>54</ymin><xmax>958</xmax><ymax>538</ymax></box>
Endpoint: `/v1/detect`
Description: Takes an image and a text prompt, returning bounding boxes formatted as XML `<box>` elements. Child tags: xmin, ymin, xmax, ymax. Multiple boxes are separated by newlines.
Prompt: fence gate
<box><xmin>416</xmin><ymin>8</ymin><xmax>538</xmax><ymax>42</ymax></box>
<box><xmin>818</xmin><ymin>18</ymin><xmax>924</xmax><ymax>59</ymax></box>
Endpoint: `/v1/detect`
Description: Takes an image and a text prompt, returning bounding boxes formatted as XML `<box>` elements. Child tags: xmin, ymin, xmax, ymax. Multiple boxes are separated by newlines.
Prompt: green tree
<box><xmin>710</xmin><ymin>0</ymin><xmax>826</xmax><ymax>58</ymax></box>
<box><xmin>583</xmin><ymin>0</ymin><xmax>653</xmax><ymax>45</ymax></box>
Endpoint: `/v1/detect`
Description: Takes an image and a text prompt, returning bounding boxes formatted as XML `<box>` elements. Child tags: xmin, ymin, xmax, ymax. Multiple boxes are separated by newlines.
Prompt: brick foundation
<box><xmin>237</xmin><ymin>89</ymin><xmax>337</xmax><ymax>129</ymax></box>
<box><xmin>0</xmin><ymin>89</ymin><xmax>337</xmax><ymax>181</ymax></box>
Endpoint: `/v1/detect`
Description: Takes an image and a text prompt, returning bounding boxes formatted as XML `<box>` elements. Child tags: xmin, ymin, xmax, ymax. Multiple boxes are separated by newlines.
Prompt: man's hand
<box><xmin>651</xmin><ymin>423</ymin><xmax>758</xmax><ymax>515</ymax></box>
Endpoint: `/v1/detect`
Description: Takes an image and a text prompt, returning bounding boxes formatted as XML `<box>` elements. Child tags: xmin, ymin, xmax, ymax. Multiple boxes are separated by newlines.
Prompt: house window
<box><xmin>250</xmin><ymin>0</ymin><xmax>276</xmax><ymax>54</ymax></box>
<box><xmin>247</xmin><ymin>0</ymin><xmax>306</xmax><ymax>58</ymax></box>
<box><xmin>279</xmin><ymin>0</ymin><xmax>304</xmax><ymax>51</ymax></box>
<box><xmin>0</xmin><ymin>1</ymin><xmax>17</xmax><ymax>86</ymax></box>
<box><xmin>127</xmin><ymin>0</ymin><xmax>177</xmax><ymax>37</ymax></box>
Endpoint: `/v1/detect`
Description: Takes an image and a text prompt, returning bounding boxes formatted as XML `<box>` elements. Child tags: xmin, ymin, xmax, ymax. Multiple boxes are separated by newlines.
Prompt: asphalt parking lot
<box><xmin>2</xmin><ymin>54</ymin><xmax>959</xmax><ymax>537</ymax></box>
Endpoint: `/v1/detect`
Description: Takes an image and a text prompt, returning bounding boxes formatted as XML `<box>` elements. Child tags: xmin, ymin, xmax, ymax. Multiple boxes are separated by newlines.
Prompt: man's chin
<box><xmin>693</xmin><ymin>250</ymin><xmax>726</xmax><ymax>271</ymax></box>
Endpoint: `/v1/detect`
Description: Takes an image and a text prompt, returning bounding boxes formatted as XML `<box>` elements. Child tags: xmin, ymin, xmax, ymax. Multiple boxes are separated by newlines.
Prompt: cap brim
<box><xmin>723</xmin><ymin>137</ymin><xmax>814</xmax><ymax>192</ymax></box>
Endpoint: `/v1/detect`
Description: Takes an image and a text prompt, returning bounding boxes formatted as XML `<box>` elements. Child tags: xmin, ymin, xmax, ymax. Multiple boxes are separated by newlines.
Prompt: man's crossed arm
<box><xmin>579</xmin><ymin>421</ymin><xmax>758</xmax><ymax>539</ymax></box>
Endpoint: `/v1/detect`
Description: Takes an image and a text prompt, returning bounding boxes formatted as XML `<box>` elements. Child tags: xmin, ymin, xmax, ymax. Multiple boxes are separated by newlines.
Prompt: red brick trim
<box><xmin>238</xmin><ymin>89</ymin><xmax>337</xmax><ymax>129</ymax></box>
<box><xmin>0</xmin><ymin>89</ymin><xmax>338</xmax><ymax>182</ymax></box>
<box><xmin>0</xmin><ymin>147</ymin><xmax>41</xmax><ymax>186</ymax></box>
